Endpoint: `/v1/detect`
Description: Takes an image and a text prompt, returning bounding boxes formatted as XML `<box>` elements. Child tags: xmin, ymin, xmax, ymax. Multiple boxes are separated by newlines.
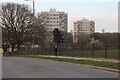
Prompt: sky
<box><xmin>0</xmin><ymin>0</ymin><xmax>119</xmax><ymax>33</ymax></box>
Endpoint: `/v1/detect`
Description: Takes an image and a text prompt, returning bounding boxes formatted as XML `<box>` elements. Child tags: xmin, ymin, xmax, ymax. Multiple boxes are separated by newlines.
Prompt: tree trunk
<box><xmin>11</xmin><ymin>44</ymin><xmax>15</xmax><ymax>52</ymax></box>
<box><xmin>17</xmin><ymin>44</ymin><xmax>20</xmax><ymax>50</ymax></box>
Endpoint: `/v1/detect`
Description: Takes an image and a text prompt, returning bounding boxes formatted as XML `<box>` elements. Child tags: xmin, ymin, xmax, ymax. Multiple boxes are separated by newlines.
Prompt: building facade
<box><xmin>102</xmin><ymin>29</ymin><xmax>105</xmax><ymax>34</ymax></box>
<box><xmin>73</xmin><ymin>18</ymin><xmax>95</xmax><ymax>43</ymax></box>
<box><xmin>39</xmin><ymin>9</ymin><xmax>68</xmax><ymax>32</ymax></box>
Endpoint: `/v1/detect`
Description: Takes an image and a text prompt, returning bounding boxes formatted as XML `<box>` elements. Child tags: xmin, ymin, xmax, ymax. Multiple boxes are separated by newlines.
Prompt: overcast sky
<box><xmin>0</xmin><ymin>0</ymin><xmax>119</xmax><ymax>33</ymax></box>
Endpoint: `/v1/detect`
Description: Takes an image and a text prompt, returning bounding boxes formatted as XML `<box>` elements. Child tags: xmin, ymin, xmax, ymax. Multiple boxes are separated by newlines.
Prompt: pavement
<box><xmin>2</xmin><ymin>57</ymin><xmax>118</xmax><ymax>78</ymax></box>
<box><xmin>38</xmin><ymin>55</ymin><xmax>119</xmax><ymax>63</ymax></box>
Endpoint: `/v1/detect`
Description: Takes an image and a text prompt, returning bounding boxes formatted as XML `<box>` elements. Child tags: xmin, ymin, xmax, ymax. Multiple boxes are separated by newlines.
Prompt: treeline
<box><xmin>67</xmin><ymin>32</ymin><xmax>119</xmax><ymax>50</ymax></box>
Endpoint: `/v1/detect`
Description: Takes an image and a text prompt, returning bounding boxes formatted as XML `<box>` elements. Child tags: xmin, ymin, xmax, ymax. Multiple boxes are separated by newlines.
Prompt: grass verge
<box><xmin>5</xmin><ymin>55</ymin><xmax>119</xmax><ymax>69</ymax></box>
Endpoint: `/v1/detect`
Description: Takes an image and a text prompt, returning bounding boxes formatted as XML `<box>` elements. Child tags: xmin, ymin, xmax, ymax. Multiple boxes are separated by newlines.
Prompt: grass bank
<box><xmin>61</xmin><ymin>49</ymin><xmax>119</xmax><ymax>59</ymax></box>
<box><xmin>6</xmin><ymin>55</ymin><xmax>119</xmax><ymax>69</ymax></box>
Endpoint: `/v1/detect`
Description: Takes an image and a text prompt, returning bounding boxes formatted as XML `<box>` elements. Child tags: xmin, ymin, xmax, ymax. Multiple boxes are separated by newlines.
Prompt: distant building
<box><xmin>70</xmin><ymin>30</ymin><xmax>73</xmax><ymax>34</ymax></box>
<box><xmin>73</xmin><ymin>18</ymin><xmax>95</xmax><ymax>43</ymax></box>
<box><xmin>102</xmin><ymin>29</ymin><xmax>105</xmax><ymax>34</ymax></box>
<box><xmin>39</xmin><ymin>9</ymin><xmax>68</xmax><ymax>32</ymax></box>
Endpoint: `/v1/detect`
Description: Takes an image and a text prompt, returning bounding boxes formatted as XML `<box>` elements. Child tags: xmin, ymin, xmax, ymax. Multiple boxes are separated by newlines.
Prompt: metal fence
<box><xmin>3</xmin><ymin>43</ymin><xmax>119</xmax><ymax>59</ymax></box>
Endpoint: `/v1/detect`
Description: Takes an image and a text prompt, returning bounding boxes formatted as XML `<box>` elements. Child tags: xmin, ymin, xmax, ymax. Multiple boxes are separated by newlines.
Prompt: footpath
<box><xmin>39</xmin><ymin>55</ymin><xmax>119</xmax><ymax>63</ymax></box>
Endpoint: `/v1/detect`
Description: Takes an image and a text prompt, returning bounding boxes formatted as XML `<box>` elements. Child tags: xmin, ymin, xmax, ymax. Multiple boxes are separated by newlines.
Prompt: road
<box><xmin>2</xmin><ymin>57</ymin><xmax>118</xmax><ymax>78</ymax></box>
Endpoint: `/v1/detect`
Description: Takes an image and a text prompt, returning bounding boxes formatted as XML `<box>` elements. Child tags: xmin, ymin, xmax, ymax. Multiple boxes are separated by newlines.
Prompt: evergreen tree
<box><xmin>53</xmin><ymin>28</ymin><xmax>64</xmax><ymax>44</ymax></box>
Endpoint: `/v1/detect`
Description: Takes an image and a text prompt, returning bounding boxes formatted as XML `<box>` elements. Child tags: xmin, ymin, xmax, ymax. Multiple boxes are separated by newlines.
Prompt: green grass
<box><xmin>60</xmin><ymin>49</ymin><xmax>119</xmax><ymax>59</ymax></box>
<box><xmin>6</xmin><ymin>55</ymin><xmax>119</xmax><ymax>69</ymax></box>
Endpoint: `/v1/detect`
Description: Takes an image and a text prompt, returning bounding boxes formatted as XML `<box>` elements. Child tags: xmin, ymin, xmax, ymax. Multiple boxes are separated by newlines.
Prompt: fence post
<box><xmin>105</xmin><ymin>42</ymin><xmax>107</xmax><ymax>58</ymax></box>
<box><xmin>92</xmin><ymin>43</ymin><xmax>94</xmax><ymax>57</ymax></box>
<box><xmin>49</xmin><ymin>44</ymin><xmax>51</xmax><ymax>55</ymax></box>
<box><xmin>58</xmin><ymin>44</ymin><xmax>60</xmax><ymax>56</ymax></box>
<box><xmin>72</xmin><ymin>43</ymin><xmax>74</xmax><ymax>57</ymax></box>
<box><xmin>81</xmin><ymin>45</ymin><xmax>84</xmax><ymax>57</ymax></box>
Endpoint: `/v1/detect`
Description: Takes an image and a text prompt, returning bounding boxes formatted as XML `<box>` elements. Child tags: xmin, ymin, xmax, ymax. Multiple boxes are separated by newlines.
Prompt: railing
<box><xmin>3</xmin><ymin>44</ymin><xmax>119</xmax><ymax>59</ymax></box>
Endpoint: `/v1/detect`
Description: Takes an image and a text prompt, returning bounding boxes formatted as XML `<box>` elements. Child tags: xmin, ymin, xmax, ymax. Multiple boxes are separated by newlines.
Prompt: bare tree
<box><xmin>0</xmin><ymin>3</ymin><xmax>33</xmax><ymax>51</ymax></box>
<box><xmin>67</xmin><ymin>32</ymin><xmax>73</xmax><ymax>44</ymax></box>
<box><xmin>33</xmin><ymin>14</ymin><xmax>46</xmax><ymax>46</ymax></box>
<box><xmin>77</xmin><ymin>33</ymin><xmax>90</xmax><ymax>48</ymax></box>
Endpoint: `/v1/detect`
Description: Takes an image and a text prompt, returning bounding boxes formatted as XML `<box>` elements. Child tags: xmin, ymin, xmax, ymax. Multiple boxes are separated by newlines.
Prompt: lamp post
<box><xmin>25</xmin><ymin>0</ymin><xmax>35</xmax><ymax>48</ymax></box>
<box><xmin>90</xmin><ymin>37</ymin><xmax>95</xmax><ymax>57</ymax></box>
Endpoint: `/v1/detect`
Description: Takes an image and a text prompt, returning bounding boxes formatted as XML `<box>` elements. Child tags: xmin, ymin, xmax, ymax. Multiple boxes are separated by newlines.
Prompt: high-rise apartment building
<box><xmin>39</xmin><ymin>9</ymin><xmax>68</xmax><ymax>32</ymax></box>
<box><xmin>73</xmin><ymin>18</ymin><xmax>95</xmax><ymax>43</ymax></box>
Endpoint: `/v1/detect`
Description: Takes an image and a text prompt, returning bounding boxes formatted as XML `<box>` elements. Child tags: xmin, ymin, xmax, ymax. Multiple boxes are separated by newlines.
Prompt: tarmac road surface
<box><xmin>2</xmin><ymin>57</ymin><xmax>118</xmax><ymax>78</ymax></box>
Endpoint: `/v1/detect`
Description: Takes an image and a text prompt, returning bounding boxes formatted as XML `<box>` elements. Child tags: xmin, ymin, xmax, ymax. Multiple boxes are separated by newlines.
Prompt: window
<box><xmin>43</xmin><ymin>17</ymin><xmax>46</xmax><ymax>19</ymax></box>
<box><xmin>53</xmin><ymin>18</ymin><xmax>56</xmax><ymax>19</ymax></box>
<box><xmin>50</xmin><ymin>21</ymin><xmax>52</xmax><ymax>23</ymax></box>
<box><xmin>50</xmin><ymin>14</ymin><xmax>52</xmax><ymax>16</ymax></box>
<box><xmin>49</xmin><ymin>17</ymin><xmax>52</xmax><ymax>19</ymax></box>
<box><xmin>53</xmin><ymin>14</ymin><xmax>56</xmax><ymax>16</ymax></box>
<box><xmin>50</xmin><ymin>28</ymin><xmax>52</xmax><ymax>30</ymax></box>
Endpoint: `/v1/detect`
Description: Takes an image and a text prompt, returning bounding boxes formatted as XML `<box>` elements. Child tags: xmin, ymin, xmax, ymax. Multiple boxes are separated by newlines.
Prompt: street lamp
<box><xmin>90</xmin><ymin>37</ymin><xmax>95</xmax><ymax>57</ymax></box>
<box><xmin>24</xmin><ymin>0</ymin><xmax>35</xmax><ymax>48</ymax></box>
